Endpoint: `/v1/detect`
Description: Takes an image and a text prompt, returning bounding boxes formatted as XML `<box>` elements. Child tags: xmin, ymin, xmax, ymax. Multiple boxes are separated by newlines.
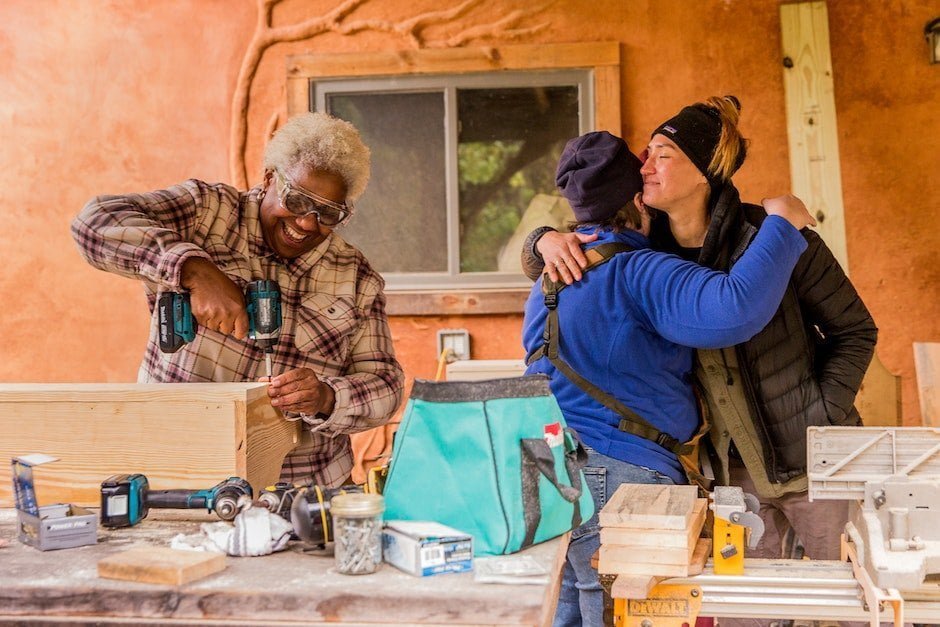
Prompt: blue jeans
<box><xmin>553</xmin><ymin>448</ymin><xmax>676</xmax><ymax>627</ymax></box>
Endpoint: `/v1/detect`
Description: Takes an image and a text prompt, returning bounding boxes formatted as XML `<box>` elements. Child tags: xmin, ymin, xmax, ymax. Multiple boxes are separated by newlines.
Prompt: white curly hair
<box><xmin>262</xmin><ymin>112</ymin><xmax>371</xmax><ymax>202</ymax></box>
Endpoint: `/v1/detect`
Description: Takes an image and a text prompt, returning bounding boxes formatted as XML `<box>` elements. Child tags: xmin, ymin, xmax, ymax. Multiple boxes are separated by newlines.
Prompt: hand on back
<box><xmin>762</xmin><ymin>194</ymin><xmax>817</xmax><ymax>231</ymax></box>
<box><xmin>537</xmin><ymin>193</ymin><xmax>651</xmax><ymax>285</ymax></box>
<box><xmin>180</xmin><ymin>258</ymin><xmax>250</xmax><ymax>338</ymax></box>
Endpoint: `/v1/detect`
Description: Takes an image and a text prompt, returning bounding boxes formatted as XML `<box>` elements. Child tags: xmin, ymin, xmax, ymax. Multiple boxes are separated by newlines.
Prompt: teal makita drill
<box><xmin>158</xmin><ymin>279</ymin><xmax>282</xmax><ymax>378</ymax></box>
<box><xmin>99</xmin><ymin>474</ymin><xmax>253</xmax><ymax>528</ymax></box>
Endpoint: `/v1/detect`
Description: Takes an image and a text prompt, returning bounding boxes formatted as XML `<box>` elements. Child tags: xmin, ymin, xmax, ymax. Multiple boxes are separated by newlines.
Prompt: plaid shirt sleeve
<box><xmin>70</xmin><ymin>180</ymin><xmax>217</xmax><ymax>289</ymax></box>
<box><xmin>301</xmin><ymin>267</ymin><xmax>404</xmax><ymax>436</ymax></box>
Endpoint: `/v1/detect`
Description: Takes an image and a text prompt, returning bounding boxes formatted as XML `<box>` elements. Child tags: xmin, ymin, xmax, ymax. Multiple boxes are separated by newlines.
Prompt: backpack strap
<box><xmin>525</xmin><ymin>242</ymin><xmax>694</xmax><ymax>457</ymax></box>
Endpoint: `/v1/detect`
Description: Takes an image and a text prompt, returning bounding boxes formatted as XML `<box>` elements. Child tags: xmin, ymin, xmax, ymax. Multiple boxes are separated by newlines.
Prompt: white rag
<box><xmin>171</xmin><ymin>497</ymin><xmax>293</xmax><ymax>557</ymax></box>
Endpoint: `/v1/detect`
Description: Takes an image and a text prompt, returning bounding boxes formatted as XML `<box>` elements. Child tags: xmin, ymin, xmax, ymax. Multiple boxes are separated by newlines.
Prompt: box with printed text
<box><xmin>382</xmin><ymin>520</ymin><xmax>473</xmax><ymax>577</ymax></box>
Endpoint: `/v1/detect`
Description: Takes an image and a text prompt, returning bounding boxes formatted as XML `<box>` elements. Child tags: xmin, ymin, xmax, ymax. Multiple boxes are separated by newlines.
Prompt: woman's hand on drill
<box><xmin>180</xmin><ymin>257</ymin><xmax>249</xmax><ymax>338</ymax></box>
<box><xmin>268</xmin><ymin>368</ymin><xmax>336</xmax><ymax>417</ymax></box>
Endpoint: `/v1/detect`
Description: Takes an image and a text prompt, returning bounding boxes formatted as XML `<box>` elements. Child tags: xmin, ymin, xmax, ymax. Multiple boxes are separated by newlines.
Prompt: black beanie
<box><xmin>652</xmin><ymin>99</ymin><xmax>746</xmax><ymax>183</ymax></box>
<box><xmin>555</xmin><ymin>131</ymin><xmax>643</xmax><ymax>224</ymax></box>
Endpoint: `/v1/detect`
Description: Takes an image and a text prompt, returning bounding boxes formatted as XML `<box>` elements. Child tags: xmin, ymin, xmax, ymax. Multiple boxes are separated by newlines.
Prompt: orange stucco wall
<box><xmin>2</xmin><ymin>0</ymin><xmax>937</xmax><ymax>424</ymax></box>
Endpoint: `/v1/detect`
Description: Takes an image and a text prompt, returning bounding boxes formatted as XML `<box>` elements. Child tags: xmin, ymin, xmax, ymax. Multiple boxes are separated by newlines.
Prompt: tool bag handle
<box><xmin>519</xmin><ymin>428</ymin><xmax>587</xmax><ymax>550</ymax></box>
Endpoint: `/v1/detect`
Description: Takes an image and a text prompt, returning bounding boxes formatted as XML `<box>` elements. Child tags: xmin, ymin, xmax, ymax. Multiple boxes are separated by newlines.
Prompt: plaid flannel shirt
<box><xmin>72</xmin><ymin>179</ymin><xmax>404</xmax><ymax>487</ymax></box>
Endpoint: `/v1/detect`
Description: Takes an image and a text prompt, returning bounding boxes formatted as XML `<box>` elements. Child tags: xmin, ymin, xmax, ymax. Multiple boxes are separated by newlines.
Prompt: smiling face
<box><xmin>640</xmin><ymin>134</ymin><xmax>709</xmax><ymax>215</ymax></box>
<box><xmin>259</xmin><ymin>166</ymin><xmax>348</xmax><ymax>259</ymax></box>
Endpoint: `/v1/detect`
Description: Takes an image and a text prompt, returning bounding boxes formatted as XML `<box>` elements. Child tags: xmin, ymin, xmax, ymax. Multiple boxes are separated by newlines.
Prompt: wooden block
<box><xmin>599</xmin><ymin>484</ymin><xmax>698</xmax><ymax>530</ymax></box>
<box><xmin>600</xmin><ymin>542</ymin><xmax>694</xmax><ymax>567</ymax></box>
<box><xmin>611</xmin><ymin>574</ymin><xmax>662</xmax><ymax>600</ymax></box>
<box><xmin>98</xmin><ymin>547</ymin><xmax>226</xmax><ymax>585</ymax></box>
<box><xmin>0</xmin><ymin>383</ymin><xmax>300</xmax><ymax>506</ymax></box>
<box><xmin>598</xmin><ymin>537</ymin><xmax>712</xmax><ymax>578</ymax></box>
<box><xmin>600</xmin><ymin>498</ymin><xmax>707</xmax><ymax>549</ymax></box>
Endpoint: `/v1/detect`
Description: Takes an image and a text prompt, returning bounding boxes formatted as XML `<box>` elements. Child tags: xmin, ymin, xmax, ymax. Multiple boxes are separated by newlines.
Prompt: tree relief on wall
<box><xmin>230</xmin><ymin>0</ymin><xmax>550</xmax><ymax>188</ymax></box>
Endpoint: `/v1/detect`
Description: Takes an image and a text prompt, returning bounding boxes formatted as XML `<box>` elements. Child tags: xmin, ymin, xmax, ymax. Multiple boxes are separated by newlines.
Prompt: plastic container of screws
<box><xmin>331</xmin><ymin>492</ymin><xmax>385</xmax><ymax>575</ymax></box>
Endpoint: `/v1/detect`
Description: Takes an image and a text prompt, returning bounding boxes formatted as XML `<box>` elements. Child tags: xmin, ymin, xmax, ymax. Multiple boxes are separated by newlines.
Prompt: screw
<box><xmin>783</xmin><ymin>56</ymin><xmax>794</xmax><ymax>68</ymax></box>
<box><xmin>691</xmin><ymin>589</ymin><xmax>700</xmax><ymax>598</ymax></box>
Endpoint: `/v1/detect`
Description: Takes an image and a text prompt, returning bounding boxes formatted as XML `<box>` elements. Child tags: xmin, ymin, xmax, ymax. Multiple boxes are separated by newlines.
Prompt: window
<box><xmin>313</xmin><ymin>72</ymin><xmax>588</xmax><ymax>290</ymax></box>
<box><xmin>287</xmin><ymin>42</ymin><xmax>621</xmax><ymax>313</ymax></box>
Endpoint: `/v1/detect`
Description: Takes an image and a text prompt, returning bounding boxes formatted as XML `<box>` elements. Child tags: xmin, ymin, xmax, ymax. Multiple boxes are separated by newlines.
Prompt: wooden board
<box><xmin>598</xmin><ymin>537</ymin><xmax>711</xmax><ymax>578</ymax></box>
<box><xmin>856</xmin><ymin>352</ymin><xmax>901</xmax><ymax>427</ymax></box>
<box><xmin>780</xmin><ymin>1</ymin><xmax>850</xmax><ymax>273</ymax></box>
<box><xmin>915</xmin><ymin>342</ymin><xmax>940</xmax><ymax>427</ymax></box>
<box><xmin>98</xmin><ymin>547</ymin><xmax>226</xmax><ymax>585</ymax></box>
<box><xmin>599</xmin><ymin>484</ymin><xmax>699</xmax><ymax>530</ymax></box>
<box><xmin>600</xmin><ymin>498</ymin><xmax>706</xmax><ymax>548</ymax></box>
<box><xmin>600</xmin><ymin>541</ymin><xmax>695</xmax><ymax>567</ymax></box>
<box><xmin>611</xmin><ymin>574</ymin><xmax>662</xmax><ymax>600</ymax></box>
<box><xmin>0</xmin><ymin>383</ymin><xmax>300</xmax><ymax>506</ymax></box>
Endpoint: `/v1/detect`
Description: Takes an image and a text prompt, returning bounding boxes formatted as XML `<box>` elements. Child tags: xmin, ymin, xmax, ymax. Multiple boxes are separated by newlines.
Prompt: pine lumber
<box><xmin>611</xmin><ymin>574</ymin><xmax>662</xmax><ymax>600</ymax></box>
<box><xmin>98</xmin><ymin>547</ymin><xmax>226</xmax><ymax>585</ymax></box>
<box><xmin>600</xmin><ymin>498</ymin><xmax>707</xmax><ymax>549</ymax></box>
<box><xmin>598</xmin><ymin>483</ymin><xmax>698</xmax><ymax>530</ymax></box>
<box><xmin>0</xmin><ymin>383</ymin><xmax>300</xmax><ymax>506</ymax></box>
<box><xmin>598</xmin><ymin>537</ymin><xmax>711</xmax><ymax>578</ymax></box>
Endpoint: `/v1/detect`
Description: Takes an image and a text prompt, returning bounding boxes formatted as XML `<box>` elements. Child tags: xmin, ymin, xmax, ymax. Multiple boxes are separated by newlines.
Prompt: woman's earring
<box><xmin>258</xmin><ymin>189</ymin><xmax>266</xmax><ymax>201</ymax></box>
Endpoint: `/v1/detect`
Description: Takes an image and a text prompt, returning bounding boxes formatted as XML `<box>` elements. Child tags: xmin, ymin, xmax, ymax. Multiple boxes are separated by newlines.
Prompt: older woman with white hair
<box><xmin>72</xmin><ymin>112</ymin><xmax>404</xmax><ymax>488</ymax></box>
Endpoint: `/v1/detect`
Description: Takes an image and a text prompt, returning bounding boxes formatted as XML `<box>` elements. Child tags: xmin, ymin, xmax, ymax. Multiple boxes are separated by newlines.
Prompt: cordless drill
<box><xmin>100</xmin><ymin>474</ymin><xmax>253</xmax><ymax>528</ymax></box>
<box><xmin>157</xmin><ymin>292</ymin><xmax>196</xmax><ymax>353</ymax></box>
<box><xmin>245</xmin><ymin>279</ymin><xmax>282</xmax><ymax>379</ymax></box>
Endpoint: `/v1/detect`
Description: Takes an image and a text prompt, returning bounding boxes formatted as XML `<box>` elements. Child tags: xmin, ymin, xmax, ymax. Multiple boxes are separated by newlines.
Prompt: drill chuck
<box><xmin>246</xmin><ymin>280</ymin><xmax>282</xmax><ymax>352</ymax></box>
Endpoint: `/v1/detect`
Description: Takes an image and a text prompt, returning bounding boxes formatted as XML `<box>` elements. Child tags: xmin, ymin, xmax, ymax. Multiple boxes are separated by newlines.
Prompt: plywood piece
<box><xmin>98</xmin><ymin>547</ymin><xmax>226</xmax><ymax>585</ymax></box>
<box><xmin>780</xmin><ymin>1</ymin><xmax>850</xmax><ymax>273</ymax></box>
<box><xmin>0</xmin><ymin>383</ymin><xmax>300</xmax><ymax>507</ymax></box>
<box><xmin>856</xmin><ymin>352</ymin><xmax>902</xmax><ymax>427</ymax></box>
<box><xmin>599</xmin><ymin>484</ymin><xmax>699</xmax><ymax>530</ymax></box>
<box><xmin>915</xmin><ymin>342</ymin><xmax>940</xmax><ymax>427</ymax></box>
<box><xmin>600</xmin><ymin>498</ymin><xmax>706</xmax><ymax>547</ymax></box>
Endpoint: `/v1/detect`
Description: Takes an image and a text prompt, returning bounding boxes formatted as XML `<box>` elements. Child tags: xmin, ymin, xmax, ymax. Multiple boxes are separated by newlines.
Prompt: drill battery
<box><xmin>100</xmin><ymin>473</ymin><xmax>150</xmax><ymax>528</ymax></box>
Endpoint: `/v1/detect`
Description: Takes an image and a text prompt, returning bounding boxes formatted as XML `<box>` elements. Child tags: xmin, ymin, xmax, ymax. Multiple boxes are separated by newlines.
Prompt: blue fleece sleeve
<box><xmin>624</xmin><ymin>216</ymin><xmax>808</xmax><ymax>349</ymax></box>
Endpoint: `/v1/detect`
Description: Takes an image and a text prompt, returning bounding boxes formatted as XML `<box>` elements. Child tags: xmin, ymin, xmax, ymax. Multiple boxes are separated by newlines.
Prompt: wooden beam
<box><xmin>385</xmin><ymin>288</ymin><xmax>529</xmax><ymax>316</ymax></box>
<box><xmin>780</xmin><ymin>1</ymin><xmax>850</xmax><ymax>273</ymax></box>
<box><xmin>914</xmin><ymin>342</ymin><xmax>940</xmax><ymax>427</ymax></box>
<box><xmin>287</xmin><ymin>42</ymin><xmax>620</xmax><ymax>79</ymax></box>
<box><xmin>0</xmin><ymin>383</ymin><xmax>300</xmax><ymax>507</ymax></box>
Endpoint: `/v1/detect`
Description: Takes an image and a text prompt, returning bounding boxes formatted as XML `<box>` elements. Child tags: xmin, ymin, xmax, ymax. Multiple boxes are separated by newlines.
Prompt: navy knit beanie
<box><xmin>555</xmin><ymin>131</ymin><xmax>643</xmax><ymax>224</ymax></box>
<box><xmin>652</xmin><ymin>97</ymin><xmax>746</xmax><ymax>183</ymax></box>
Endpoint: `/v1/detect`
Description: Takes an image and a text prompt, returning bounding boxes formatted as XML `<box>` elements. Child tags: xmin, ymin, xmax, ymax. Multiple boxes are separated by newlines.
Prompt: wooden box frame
<box><xmin>0</xmin><ymin>383</ymin><xmax>299</xmax><ymax>507</ymax></box>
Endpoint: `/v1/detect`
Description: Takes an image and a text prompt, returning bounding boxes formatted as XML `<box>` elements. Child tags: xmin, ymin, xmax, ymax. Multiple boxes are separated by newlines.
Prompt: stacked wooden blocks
<box><xmin>598</xmin><ymin>483</ymin><xmax>710</xmax><ymax>599</ymax></box>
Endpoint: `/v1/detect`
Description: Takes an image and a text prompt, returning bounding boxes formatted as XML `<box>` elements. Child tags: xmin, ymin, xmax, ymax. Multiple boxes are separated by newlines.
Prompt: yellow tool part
<box><xmin>613</xmin><ymin>583</ymin><xmax>703</xmax><ymax>627</ymax></box>
<box><xmin>713</xmin><ymin>515</ymin><xmax>745</xmax><ymax>575</ymax></box>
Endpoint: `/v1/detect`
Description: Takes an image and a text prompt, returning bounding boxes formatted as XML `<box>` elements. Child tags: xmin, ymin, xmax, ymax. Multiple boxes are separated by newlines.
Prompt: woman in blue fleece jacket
<box><xmin>521</xmin><ymin>131</ymin><xmax>814</xmax><ymax>627</ymax></box>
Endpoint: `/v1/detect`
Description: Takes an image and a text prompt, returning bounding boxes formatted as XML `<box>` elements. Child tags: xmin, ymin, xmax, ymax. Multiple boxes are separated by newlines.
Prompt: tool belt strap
<box><xmin>525</xmin><ymin>242</ymin><xmax>694</xmax><ymax>458</ymax></box>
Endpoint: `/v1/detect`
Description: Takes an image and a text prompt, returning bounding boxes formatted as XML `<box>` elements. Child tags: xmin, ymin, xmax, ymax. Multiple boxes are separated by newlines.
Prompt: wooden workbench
<box><xmin>0</xmin><ymin>509</ymin><xmax>565</xmax><ymax>626</ymax></box>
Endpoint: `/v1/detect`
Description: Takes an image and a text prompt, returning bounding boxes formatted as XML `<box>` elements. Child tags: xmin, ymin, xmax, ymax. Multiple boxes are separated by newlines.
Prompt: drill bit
<box><xmin>265</xmin><ymin>352</ymin><xmax>274</xmax><ymax>381</ymax></box>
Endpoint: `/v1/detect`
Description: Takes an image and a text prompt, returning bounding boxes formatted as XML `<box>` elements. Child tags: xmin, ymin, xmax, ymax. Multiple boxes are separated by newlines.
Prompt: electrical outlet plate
<box><xmin>436</xmin><ymin>329</ymin><xmax>470</xmax><ymax>361</ymax></box>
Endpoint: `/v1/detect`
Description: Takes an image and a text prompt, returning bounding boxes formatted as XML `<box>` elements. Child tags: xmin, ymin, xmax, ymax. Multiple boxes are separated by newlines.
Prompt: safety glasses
<box><xmin>273</xmin><ymin>170</ymin><xmax>352</xmax><ymax>227</ymax></box>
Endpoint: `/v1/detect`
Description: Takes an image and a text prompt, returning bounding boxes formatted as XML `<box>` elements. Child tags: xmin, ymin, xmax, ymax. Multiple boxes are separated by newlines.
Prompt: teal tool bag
<box><xmin>382</xmin><ymin>375</ymin><xmax>594</xmax><ymax>556</ymax></box>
